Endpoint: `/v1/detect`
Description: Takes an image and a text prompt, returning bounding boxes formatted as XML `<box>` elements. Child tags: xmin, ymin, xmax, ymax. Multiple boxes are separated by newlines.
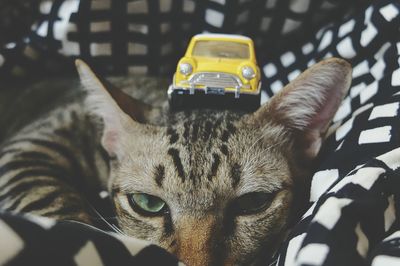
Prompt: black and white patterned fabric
<box><xmin>0</xmin><ymin>0</ymin><xmax>366</xmax><ymax>79</ymax></box>
<box><xmin>0</xmin><ymin>212</ymin><xmax>180</xmax><ymax>265</ymax></box>
<box><xmin>266</xmin><ymin>0</ymin><xmax>400</xmax><ymax>265</ymax></box>
<box><xmin>1</xmin><ymin>0</ymin><xmax>400</xmax><ymax>265</ymax></box>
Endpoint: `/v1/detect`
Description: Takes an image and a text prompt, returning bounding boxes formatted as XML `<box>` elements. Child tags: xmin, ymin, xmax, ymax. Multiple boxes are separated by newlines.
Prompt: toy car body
<box><xmin>168</xmin><ymin>33</ymin><xmax>261</xmax><ymax>109</ymax></box>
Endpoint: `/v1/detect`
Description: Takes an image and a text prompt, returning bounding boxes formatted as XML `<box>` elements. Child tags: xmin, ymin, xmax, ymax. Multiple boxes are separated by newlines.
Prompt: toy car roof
<box><xmin>192</xmin><ymin>33</ymin><xmax>252</xmax><ymax>41</ymax></box>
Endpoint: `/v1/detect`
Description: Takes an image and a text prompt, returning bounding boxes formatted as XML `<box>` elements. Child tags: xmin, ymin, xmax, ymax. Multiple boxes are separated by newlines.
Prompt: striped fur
<box><xmin>0</xmin><ymin>76</ymin><xmax>167</xmax><ymax>224</ymax></box>
<box><xmin>0</xmin><ymin>104</ymin><xmax>105</xmax><ymax>223</ymax></box>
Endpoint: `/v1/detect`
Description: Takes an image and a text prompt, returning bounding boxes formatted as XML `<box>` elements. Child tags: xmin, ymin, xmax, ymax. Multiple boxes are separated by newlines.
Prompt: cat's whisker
<box><xmin>86</xmin><ymin>203</ymin><xmax>126</xmax><ymax>235</ymax></box>
<box><xmin>87</xmin><ymin>204</ymin><xmax>129</xmax><ymax>237</ymax></box>
<box><xmin>109</xmin><ymin>224</ymin><xmax>124</xmax><ymax>235</ymax></box>
<box><xmin>89</xmin><ymin>216</ymin><xmax>118</xmax><ymax>220</ymax></box>
<box><xmin>267</xmin><ymin>258</ymin><xmax>279</xmax><ymax>266</ymax></box>
<box><xmin>111</xmin><ymin>224</ymin><xmax>127</xmax><ymax>236</ymax></box>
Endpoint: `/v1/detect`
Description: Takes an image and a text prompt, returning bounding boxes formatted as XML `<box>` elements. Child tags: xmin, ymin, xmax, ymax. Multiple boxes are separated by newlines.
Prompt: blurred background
<box><xmin>0</xmin><ymin>0</ymin><xmax>368</xmax><ymax>80</ymax></box>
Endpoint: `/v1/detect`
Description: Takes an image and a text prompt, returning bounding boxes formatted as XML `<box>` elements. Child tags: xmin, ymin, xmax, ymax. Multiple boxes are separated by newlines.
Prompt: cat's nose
<box><xmin>174</xmin><ymin>215</ymin><xmax>220</xmax><ymax>266</ymax></box>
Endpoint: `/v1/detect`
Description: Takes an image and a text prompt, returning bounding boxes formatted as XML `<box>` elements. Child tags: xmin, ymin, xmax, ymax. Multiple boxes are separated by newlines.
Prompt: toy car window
<box><xmin>192</xmin><ymin>40</ymin><xmax>250</xmax><ymax>59</ymax></box>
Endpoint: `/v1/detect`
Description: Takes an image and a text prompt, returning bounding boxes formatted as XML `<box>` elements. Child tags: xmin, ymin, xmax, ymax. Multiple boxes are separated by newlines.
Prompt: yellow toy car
<box><xmin>168</xmin><ymin>33</ymin><xmax>261</xmax><ymax>110</ymax></box>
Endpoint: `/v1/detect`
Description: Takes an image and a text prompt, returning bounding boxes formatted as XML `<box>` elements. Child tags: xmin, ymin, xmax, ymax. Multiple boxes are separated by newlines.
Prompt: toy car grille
<box><xmin>189</xmin><ymin>72</ymin><xmax>241</xmax><ymax>88</ymax></box>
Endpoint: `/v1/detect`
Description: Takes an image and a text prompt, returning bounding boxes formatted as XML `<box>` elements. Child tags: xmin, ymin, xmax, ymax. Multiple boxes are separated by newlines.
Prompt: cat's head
<box><xmin>76</xmin><ymin>58</ymin><xmax>352</xmax><ymax>266</ymax></box>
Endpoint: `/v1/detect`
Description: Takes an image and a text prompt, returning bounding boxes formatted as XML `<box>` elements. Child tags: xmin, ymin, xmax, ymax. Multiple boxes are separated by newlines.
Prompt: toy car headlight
<box><xmin>241</xmin><ymin>66</ymin><xmax>255</xmax><ymax>80</ymax></box>
<box><xmin>179</xmin><ymin>63</ymin><xmax>193</xmax><ymax>75</ymax></box>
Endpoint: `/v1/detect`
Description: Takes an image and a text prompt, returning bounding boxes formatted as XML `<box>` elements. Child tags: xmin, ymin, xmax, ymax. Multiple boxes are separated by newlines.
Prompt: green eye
<box><xmin>128</xmin><ymin>193</ymin><xmax>167</xmax><ymax>216</ymax></box>
<box><xmin>234</xmin><ymin>192</ymin><xmax>274</xmax><ymax>215</ymax></box>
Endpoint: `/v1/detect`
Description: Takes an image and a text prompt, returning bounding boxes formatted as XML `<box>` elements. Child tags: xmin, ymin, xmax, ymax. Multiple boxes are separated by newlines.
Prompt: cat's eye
<box><xmin>128</xmin><ymin>193</ymin><xmax>167</xmax><ymax>216</ymax></box>
<box><xmin>234</xmin><ymin>192</ymin><xmax>275</xmax><ymax>215</ymax></box>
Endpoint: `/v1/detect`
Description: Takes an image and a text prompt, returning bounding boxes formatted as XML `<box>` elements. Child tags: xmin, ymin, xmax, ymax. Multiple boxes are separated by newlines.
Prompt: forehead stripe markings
<box><xmin>154</xmin><ymin>165</ymin><xmax>165</xmax><ymax>187</ymax></box>
<box><xmin>207</xmin><ymin>153</ymin><xmax>220</xmax><ymax>181</ymax></box>
<box><xmin>227</xmin><ymin>122</ymin><xmax>236</xmax><ymax>133</ymax></box>
<box><xmin>221</xmin><ymin>122</ymin><xmax>236</xmax><ymax>142</ymax></box>
<box><xmin>211</xmin><ymin>118</ymin><xmax>223</xmax><ymax>138</ymax></box>
<box><xmin>167</xmin><ymin>148</ymin><xmax>186</xmax><ymax>182</ymax></box>
<box><xmin>202</xmin><ymin>121</ymin><xmax>213</xmax><ymax>141</ymax></box>
<box><xmin>221</xmin><ymin>130</ymin><xmax>230</xmax><ymax>142</ymax></box>
<box><xmin>191</xmin><ymin>122</ymin><xmax>200</xmax><ymax>142</ymax></box>
<box><xmin>220</xmin><ymin>144</ymin><xmax>228</xmax><ymax>156</ymax></box>
<box><xmin>231</xmin><ymin>163</ymin><xmax>241</xmax><ymax>188</ymax></box>
<box><xmin>166</xmin><ymin>127</ymin><xmax>179</xmax><ymax>144</ymax></box>
<box><xmin>183</xmin><ymin>121</ymin><xmax>190</xmax><ymax>140</ymax></box>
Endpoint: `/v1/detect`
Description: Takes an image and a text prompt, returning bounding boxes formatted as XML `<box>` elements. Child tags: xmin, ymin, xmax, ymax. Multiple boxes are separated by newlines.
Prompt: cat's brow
<box><xmin>221</xmin><ymin>122</ymin><xmax>236</xmax><ymax>142</ymax></box>
<box><xmin>166</xmin><ymin>114</ymin><xmax>240</xmax><ymax>185</ymax></box>
<box><xmin>167</xmin><ymin>148</ymin><xmax>186</xmax><ymax>182</ymax></box>
<box><xmin>166</xmin><ymin>127</ymin><xmax>179</xmax><ymax>144</ymax></box>
<box><xmin>220</xmin><ymin>144</ymin><xmax>228</xmax><ymax>156</ymax></box>
<box><xmin>231</xmin><ymin>162</ymin><xmax>241</xmax><ymax>188</ymax></box>
<box><xmin>202</xmin><ymin>121</ymin><xmax>213</xmax><ymax>141</ymax></box>
<box><xmin>154</xmin><ymin>164</ymin><xmax>165</xmax><ymax>187</ymax></box>
<box><xmin>207</xmin><ymin>153</ymin><xmax>220</xmax><ymax>180</ymax></box>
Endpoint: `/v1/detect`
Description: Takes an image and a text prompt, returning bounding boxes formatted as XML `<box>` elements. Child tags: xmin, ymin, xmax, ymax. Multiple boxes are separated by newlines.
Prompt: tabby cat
<box><xmin>0</xmin><ymin>58</ymin><xmax>352</xmax><ymax>266</ymax></box>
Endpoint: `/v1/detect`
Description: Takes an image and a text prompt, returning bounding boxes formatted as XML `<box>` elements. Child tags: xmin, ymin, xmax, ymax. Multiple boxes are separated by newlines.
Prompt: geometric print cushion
<box><xmin>269</xmin><ymin>0</ymin><xmax>400</xmax><ymax>265</ymax></box>
<box><xmin>0</xmin><ymin>0</ymin><xmax>366</xmax><ymax>79</ymax></box>
<box><xmin>277</xmin><ymin>95</ymin><xmax>400</xmax><ymax>266</ymax></box>
<box><xmin>261</xmin><ymin>0</ymin><xmax>400</xmax><ymax>102</ymax></box>
<box><xmin>280</xmin><ymin>147</ymin><xmax>400</xmax><ymax>266</ymax></box>
<box><xmin>0</xmin><ymin>212</ymin><xmax>180</xmax><ymax>265</ymax></box>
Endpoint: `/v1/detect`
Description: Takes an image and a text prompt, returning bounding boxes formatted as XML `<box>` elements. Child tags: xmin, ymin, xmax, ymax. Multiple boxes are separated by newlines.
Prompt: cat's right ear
<box><xmin>248</xmin><ymin>58</ymin><xmax>352</xmax><ymax>161</ymax></box>
<box><xmin>75</xmin><ymin>59</ymin><xmax>150</xmax><ymax>159</ymax></box>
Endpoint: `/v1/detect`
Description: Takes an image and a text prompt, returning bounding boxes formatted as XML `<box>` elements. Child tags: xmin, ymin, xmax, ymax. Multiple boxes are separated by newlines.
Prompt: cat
<box><xmin>0</xmin><ymin>57</ymin><xmax>352</xmax><ymax>266</ymax></box>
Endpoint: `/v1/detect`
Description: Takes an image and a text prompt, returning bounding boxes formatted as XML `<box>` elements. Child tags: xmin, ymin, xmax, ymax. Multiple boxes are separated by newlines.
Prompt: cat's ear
<box><xmin>75</xmin><ymin>59</ymin><xmax>152</xmax><ymax>158</ymax></box>
<box><xmin>251</xmin><ymin>58</ymin><xmax>352</xmax><ymax>160</ymax></box>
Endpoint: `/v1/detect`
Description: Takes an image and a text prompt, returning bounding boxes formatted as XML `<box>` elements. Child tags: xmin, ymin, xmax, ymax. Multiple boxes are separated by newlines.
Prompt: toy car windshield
<box><xmin>192</xmin><ymin>41</ymin><xmax>250</xmax><ymax>59</ymax></box>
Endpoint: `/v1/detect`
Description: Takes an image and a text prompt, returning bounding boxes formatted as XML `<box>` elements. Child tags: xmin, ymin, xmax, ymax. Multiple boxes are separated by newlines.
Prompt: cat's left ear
<box><xmin>75</xmin><ymin>59</ymin><xmax>154</xmax><ymax>123</ymax></box>
<box><xmin>249</xmin><ymin>58</ymin><xmax>352</xmax><ymax>160</ymax></box>
<box><xmin>75</xmin><ymin>59</ymin><xmax>156</xmax><ymax>158</ymax></box>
